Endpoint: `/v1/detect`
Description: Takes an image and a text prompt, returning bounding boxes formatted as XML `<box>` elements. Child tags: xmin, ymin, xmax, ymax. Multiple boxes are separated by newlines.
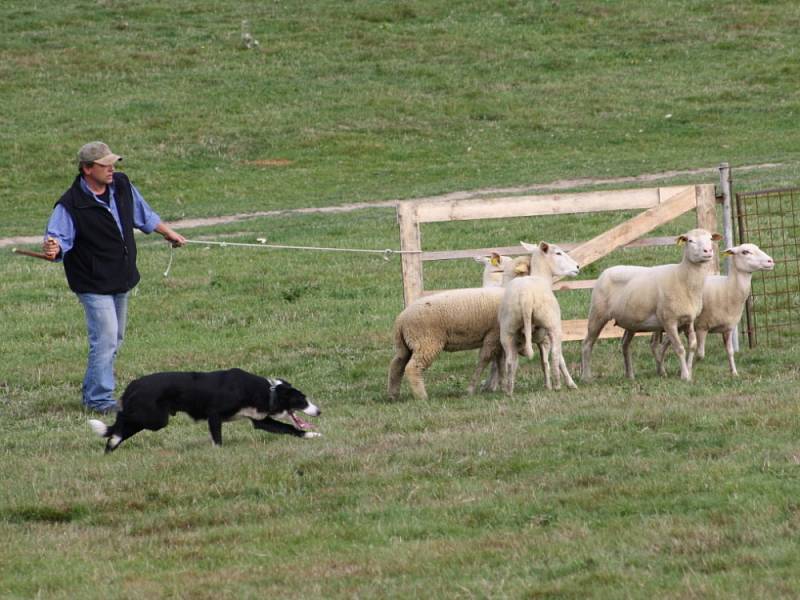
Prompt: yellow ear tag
<box><xmin>676</xmin><ymin>237</ymin><xmax>686</xmax><ymax>246</ymax></box>
<box><xmin>490</xmin><ymin>255</ymin><xmax>501</xmax><ymax>267</ymax></box>
<box><xmin>722</xmin><ymin>250</ymin><xmax>733</xmax><ymax>257</ymax></box>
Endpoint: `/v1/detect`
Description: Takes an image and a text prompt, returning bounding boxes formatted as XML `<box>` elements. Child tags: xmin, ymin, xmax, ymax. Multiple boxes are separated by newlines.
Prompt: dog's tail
<box><xmin>88</xmin><ymin>418</ymin><xmax>126</xmax><ymax>453</ymax></box>
<box><xmin>88</xmin><ymin>419</ymin><xmax>111</xmax><ymax>438</ymax></box>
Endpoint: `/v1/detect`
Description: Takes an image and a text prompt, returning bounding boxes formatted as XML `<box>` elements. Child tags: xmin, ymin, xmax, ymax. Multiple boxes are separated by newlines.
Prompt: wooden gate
<box><xmin>396</xmin><ymin>184</ymin><xmax>718</xmax><ymax>341</ymax></box>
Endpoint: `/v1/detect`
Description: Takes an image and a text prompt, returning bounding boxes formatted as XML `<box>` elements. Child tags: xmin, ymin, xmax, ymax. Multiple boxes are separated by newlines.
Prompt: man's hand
<box><xmin>155</xmin><ymin>223</ymin><xmax>187</xmax><ymax>247</ymax></box>
<box><xmin>163</xmin><ymin>231</ymin><xmax>187</xmax><ymax>247</ymax></box>
<box><xmin>42</xmin><ymin>237</ymin><xmax>60</xmax><ymax>260</ymax></box>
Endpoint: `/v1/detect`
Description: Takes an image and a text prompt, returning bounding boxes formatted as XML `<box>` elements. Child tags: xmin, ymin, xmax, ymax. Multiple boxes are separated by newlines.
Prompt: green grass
<box><xmin>2</xmin><ymin>0</ymin><xmax>800</xmax><ymax>237</ymax></box>
<box><xmin>3</xmin><ymin>213</ymin><xmax>800</xmax><ymax>598</ymax></box>
<box><xmin>2</xmin><ymin>1</ymin><xmax>800</xmax><ymax>598</ymax></box>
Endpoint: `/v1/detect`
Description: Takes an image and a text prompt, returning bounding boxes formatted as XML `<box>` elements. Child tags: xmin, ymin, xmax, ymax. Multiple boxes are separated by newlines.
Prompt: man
<box><xmin>43</xmin><ymin>141</ymin><xmax>186</xmax><ymax>413</ymax></box>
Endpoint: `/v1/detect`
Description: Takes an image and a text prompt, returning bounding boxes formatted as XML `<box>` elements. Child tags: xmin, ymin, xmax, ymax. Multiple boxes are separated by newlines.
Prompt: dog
<box><xmin>88</xmin><ymin>368</ymin><xmax>321</xmax><ymax>453</ymax></box>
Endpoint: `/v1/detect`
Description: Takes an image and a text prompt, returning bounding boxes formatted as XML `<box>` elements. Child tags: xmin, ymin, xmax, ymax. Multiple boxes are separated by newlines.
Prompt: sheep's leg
<box><xmin>558</xmin><ymin>351</ymin><xmax>577</xmax><ymax>389</ymax></box>
<box><xmin>387</xmin><ymin>346</ymin><xmax>412</xmax><ymax>400</ymax></box>
<box><xmin>468</xmin><ymin>339</ymin><xmax>500</xmax><ymax>395</ymax></box>
<box><xmin>550</xmin><ymin>331</ymin><xmax>563</xmax><ymax>390</ymax></box>
<box><xmin>621</xmin><ymin>330</ymin><xmax>636</xmax><ymax>380</ymax></box>
<box><xmin>504</xmin><ymin>351</ymin><xmax>519</xmax><ymax>396</ymax></box>
<box><xmin>481</xmin><ymin>360</ymin><xmax>500</xmax><ymax>392</ymax></box>
<box><xmin>521</xmin><ymin>309</ymin><xmax>534</xmax><ymax>358</ymax></box>
<box><xmin>466</xmin><ymin>358</ymin><xmax>489</xmax><ymax>395</ymax></box>
<box><xmin>404</xmin><ymin>346</ymin><xmax>441</xmax><ymax>401</ymax></box>
<box><xmin>722</xmin><ymin>329</ymin><xmax>738</xmax><ymax>376</ymax></box>
<box><xmin>538</xmin><ymin>336</ymin><xmax>552</xmax><ymax>390</ymax></box>
<box><xmin>695</xmin><ymin>328</ymin><xmax>708</xmax><ymax>361</ymax></box>
<box><xmin>659</xmin><ymin>338</ymin><xmax>672</xmax><ymax>372</ymax></box>
<box><xmin>686</xmin><ymin>322</ymin><xmax>697</xmax><ymax>374</ymax></box>
<box><xmin>500</xmin><ymin>330</ymin><xmax>516</xmax><ymax>394</ymax></box>
<box><xmin>492</xmin><ymin>351</ymin><xmax>508</xmax><ymax>391</ymax></box>
<box><xmin>650</xmin><ymin>332</ymin><xmax>668</xmax><ymax>377</ymax></box>
<box><xmin>537</xmin><ymin>339</ymin><xmax>549</xmax><ymax>386</ymax></box>
<box><xmin>581</xmin><ymin>313</ymin><xmax>609</xmax><ymax>381</ymax></box>
<box><xmin>500</xmin><ymin>332</ymin><xmax>519</xmax><ymax>395</ymax></box>
<box><xmin>663</xmin><ymin>323</ymin><xmax>690</xmax><ymax>381</ymax></box>
<box><xmin>488</xmin><ymin>333</ymin><xmax>523</xmax><ymax>391</ymax></box>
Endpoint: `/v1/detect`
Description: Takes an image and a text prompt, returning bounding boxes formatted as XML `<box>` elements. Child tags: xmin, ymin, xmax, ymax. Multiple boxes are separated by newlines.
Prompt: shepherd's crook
<box><xmin>11</xmin><ymin>248</ymin><xmax>52</xmax><ymax>261</ymax></box>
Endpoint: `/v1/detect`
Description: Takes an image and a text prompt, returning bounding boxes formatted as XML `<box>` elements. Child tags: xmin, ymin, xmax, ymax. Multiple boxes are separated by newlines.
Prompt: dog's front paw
<box><xmin>303</xmin><ymin>431</ymin><xmax>322</xmax><ymax>439</ymax></box>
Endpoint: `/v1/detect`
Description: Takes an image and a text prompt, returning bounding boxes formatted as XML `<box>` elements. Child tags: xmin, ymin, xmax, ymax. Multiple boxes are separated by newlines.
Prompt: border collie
<box><xmin>88</xmin><ymin>368</ymin><xmax>321</xmax><ymax>453</ymax></box>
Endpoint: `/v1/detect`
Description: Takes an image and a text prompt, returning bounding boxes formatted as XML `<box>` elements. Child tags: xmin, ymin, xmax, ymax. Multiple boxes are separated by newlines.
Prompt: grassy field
<box><xmin>2</xmin><ymin>1</ymin><xmax>800</xmax><ymax>598</ymax></box>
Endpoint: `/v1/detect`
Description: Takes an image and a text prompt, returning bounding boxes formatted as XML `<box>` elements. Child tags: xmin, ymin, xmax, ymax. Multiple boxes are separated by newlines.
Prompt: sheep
<box><xmin>651</xmin><ymin>243</ymin><xmax>774</xmax><ymax>376</ymax></box>
<box><xmin>387</xmin><ymin>286</ymin><xmax>508</xmax><ymax>401</ymax></box>
<box><xmin>474</xmin><ymin>252</ymin><xmax>514</xmax><ymax>287</ymax></box>
<box><xmin>578</xmin><ymin>264</ymin><xmax>649</xmax><ymax>380</ymax></box>
<box><xmin>497</xmin><ymin>241</ymin><xmax>581</xmax><ymax>394</ymax></box>
<box><xmin>386</xmin><ymin>250</ymin><xmax>533</xmax><ymax>401</ymax></box>
<box><xmin>386</xmin><ymin>242</ymin><xmax>575</xmax><ymax>401</ymax></box>
<box><xmin>480</xmin><ymin>244</ymin><xmax>584</xmax><ymax>393</ymax></box>
<box><xmin>477</xmin><ymin>254</ymin><xmax>532</xmax><ymax>392</ymax></box>
<box><xmin>580</xmin><ymin>228</ymin><xmax>721</xmax><ymax>382</ymax></box>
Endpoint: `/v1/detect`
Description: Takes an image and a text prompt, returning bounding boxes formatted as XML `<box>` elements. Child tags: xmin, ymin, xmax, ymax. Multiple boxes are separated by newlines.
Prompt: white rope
<box><xmin>163</xmin><ymin>244</ymin><xmax>175</xmax><ymax>277</ymax></box>
<box><xmin>184</xmin><ymin>238</ymin><xmax>418</xmax><ymax>257</ymax></box>
<box><xmin>162</xmin><ymin>238</ymin><xmax>420</xmax><ymax>278</ymax></box>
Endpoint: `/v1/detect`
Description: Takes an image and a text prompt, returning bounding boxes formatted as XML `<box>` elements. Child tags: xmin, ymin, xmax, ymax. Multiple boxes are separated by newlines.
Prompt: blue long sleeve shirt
<box><xmin>45</xmin><ymin>176</ymin><xmax>162</xmax><ymax>260</ymax></box>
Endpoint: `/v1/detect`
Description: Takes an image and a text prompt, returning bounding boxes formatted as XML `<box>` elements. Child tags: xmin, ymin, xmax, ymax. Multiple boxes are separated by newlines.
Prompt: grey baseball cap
<box><xmin>77</xmin><ymin>141</ymin><xmax>122</xmax><ymax>166</ymax></box>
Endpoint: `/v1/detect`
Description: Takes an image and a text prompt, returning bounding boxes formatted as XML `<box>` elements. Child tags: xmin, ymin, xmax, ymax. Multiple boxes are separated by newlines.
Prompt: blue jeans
<box><xmin>76</xmin><ymin>292</ymin><xmax>129</xmax><ymax>412</ymax></box>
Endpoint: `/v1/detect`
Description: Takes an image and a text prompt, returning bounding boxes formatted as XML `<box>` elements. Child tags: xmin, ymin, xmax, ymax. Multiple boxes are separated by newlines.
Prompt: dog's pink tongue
<box><xmin>290</xmin><ymin>412</ymin><xmax>314</xmax><ymax>430</ymax></box>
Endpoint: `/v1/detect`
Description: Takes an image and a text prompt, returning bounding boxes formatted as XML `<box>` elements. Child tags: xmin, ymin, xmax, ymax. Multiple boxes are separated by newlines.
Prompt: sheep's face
<box><xmin>724</xmin><ymin>243</ymin><xmax>775</xmax><ymax>273</ymax></box>
<box><xmin>677</xmin><ymin>229</ymin><xmax>722</xmax><ymax>264</ymax></box>
<box><xmin>475</xmin><ymin>253</ymin><xmax>512</xmax><ymax>272</ymax></box>
<box><xmin>476</xmin><ymin>253</ymin><xmax>513</xmax><ymax>287</ymax></box>
<box><xmin>547</xmin><ymin>244</ymin><xmax>580</xmax><ymax>277</ymax></box>
<box><xmin>520</xmin><ymin>240</ymin><xmax>580</xmax><ymax>277</ymax></box>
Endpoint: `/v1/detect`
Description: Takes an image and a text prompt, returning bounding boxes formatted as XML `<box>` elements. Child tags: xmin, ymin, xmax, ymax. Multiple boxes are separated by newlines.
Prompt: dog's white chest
<box><xmin>234</xmin><ymin>407</ymin><xmax>269</xmax><ymax>420</ymax></box>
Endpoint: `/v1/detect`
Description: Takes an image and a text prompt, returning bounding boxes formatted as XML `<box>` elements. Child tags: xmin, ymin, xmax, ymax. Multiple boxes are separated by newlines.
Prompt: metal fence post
<box><xmin>718</xmin><ymin>162</ymin><xmax>739</xmax><ymax>351</ymax></box>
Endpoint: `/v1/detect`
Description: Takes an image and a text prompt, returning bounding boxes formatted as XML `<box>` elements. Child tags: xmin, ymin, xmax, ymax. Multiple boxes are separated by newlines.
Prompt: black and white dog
<box><xmin>88</xmin><ymin>368</ymin><xmax>321</xmax><ymax>453</ymax></box>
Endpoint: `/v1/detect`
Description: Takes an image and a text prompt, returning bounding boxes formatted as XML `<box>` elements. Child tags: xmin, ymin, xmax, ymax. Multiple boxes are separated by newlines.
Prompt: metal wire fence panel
<box><xmin>735</xmin><ymin>187</ymin><xmax>800</xmax><ymax>348</ymax></box>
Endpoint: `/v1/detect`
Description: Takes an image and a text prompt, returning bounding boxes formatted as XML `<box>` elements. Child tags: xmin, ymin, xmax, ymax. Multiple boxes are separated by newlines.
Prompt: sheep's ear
<box><xmin>520</xmin><ymin>241</ymin><xmax>536</xmax><ymax>252</ymax></box>
<box><xmin>490</xmin><ymin>252</ymin><xmax>502</xmax><ymax>266</ymax></box>
<box><xmin>722</xmin><ymin>248</ymin><xmax>735</xmax><ymax>256</ymax></box>
<box><xmin>539</xmin><ymin>241</ymin><xmax>550</xmax><ymax>254</ymax></box>
<box><xmin>676</xmin><ymin>235</ymin><xmax>688</xmax><ymax>246</ymax></box>
<box><xmin>711</xmin><ymin>232</ymin><xmax>723</xmax><ymax>241</ymax></box>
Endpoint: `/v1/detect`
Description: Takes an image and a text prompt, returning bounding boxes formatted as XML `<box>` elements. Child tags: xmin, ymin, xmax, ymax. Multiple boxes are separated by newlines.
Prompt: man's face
<box><xmin>83</xmin><ymin>162</ymin><xmax>115</xmax><ymax>188</ymax></box>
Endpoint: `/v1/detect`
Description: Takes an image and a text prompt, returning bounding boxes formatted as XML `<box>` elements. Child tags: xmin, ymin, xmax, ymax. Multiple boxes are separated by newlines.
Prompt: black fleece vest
<box><xmin>56</xmin><ymin>172</ymin><xmax>140</xmax><ymax>294</ymax></box>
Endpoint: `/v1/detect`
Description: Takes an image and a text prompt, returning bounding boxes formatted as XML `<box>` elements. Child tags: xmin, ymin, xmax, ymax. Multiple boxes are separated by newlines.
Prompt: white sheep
<box><xmin>387</xmin><ymin>286</ymin><xmax>508</xmax><ymax>401</ymax></box>
<box><xmin>497</xmin><ymin>241</ymin><xmax>580</xmax><ymax>394</ymax></box>
<box><xmin>477</xmin><ymin>254</ymin><xmax>532</xmax><ymax>392</ymax></box>
<box><xmin>651</xmin><ymin>243</ymin><xmax>774</xmax><ymax>376</ymax></box>
<box><xmin>386</xmin><ymin>250</ymin><xmax>533</xmax><ymax>401</ymax></box>
<box><xmin>477</xmin><ymin>246</ymin><xmax>576</xmax><ymax>393</ymax></box>
<box><xmin>581</xmin><ymin>228</ymin><xmax>721</xmax><ymax>382</ymax></box>
<box><xmin>474</xmin><ymin>252</ymin><xmax>514</xmax><ymax>287</ymax></box>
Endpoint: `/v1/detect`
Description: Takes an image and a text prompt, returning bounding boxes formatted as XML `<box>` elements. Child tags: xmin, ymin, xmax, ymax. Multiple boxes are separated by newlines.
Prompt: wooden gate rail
<box><xmin>397</xmin><ymin>184</ymin><xmax>718</xmax><ymax>341</ymax></box>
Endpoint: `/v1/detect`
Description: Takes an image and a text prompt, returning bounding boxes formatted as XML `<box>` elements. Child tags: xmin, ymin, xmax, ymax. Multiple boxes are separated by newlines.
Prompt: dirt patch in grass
<box><xmin>1</xmin><ymin>163</ymin><xmax>781</xmax><ymax>248</ymax></box>
<box><xmin>241</xmin><ymin>159</ymin><xmax>294</xmax><ymax>167</ymax></box>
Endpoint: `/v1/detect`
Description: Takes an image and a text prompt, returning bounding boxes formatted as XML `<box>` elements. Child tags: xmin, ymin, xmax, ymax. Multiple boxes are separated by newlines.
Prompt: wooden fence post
<box><xmin>397</xmin><ymin>202</ymin><xmax>423</xmax><ymax>306</ymax></box>
<box><xmin>695</xmin><ymin>183</ymin><xmax>720</xmax><ymax>273</ymax></box>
